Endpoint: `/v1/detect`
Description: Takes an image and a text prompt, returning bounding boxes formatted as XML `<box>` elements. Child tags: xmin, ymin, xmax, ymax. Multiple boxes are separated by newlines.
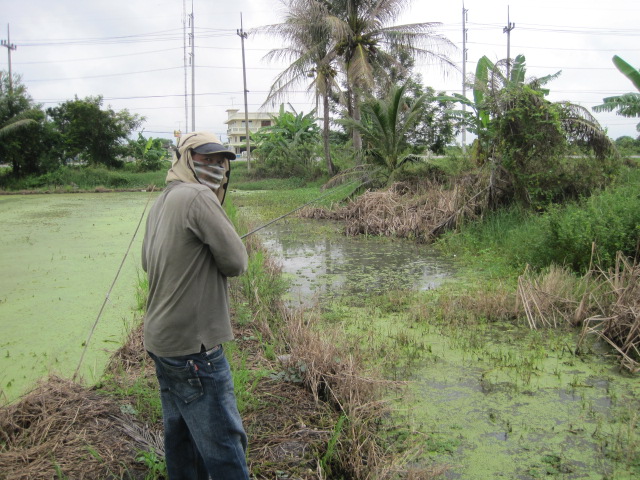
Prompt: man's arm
<box><xmin>190</xmin><ymin>190</ymin><xmax>248</xmax><ymax>277</ymax></box>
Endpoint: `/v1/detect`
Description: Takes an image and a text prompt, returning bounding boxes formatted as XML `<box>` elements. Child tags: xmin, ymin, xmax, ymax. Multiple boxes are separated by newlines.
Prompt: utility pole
<box><xmin>189</xmin><ymin>0</ymin><xmax>195</xmax><ymax>131</ymax></box>
<box><xmin>503</xmin><ymin>6</ymin><xmax>515</xmax><ymax>80</ymax></box>
<box><xmin>1</xmin><ymin>24</ymin><xmax>17</xmax><ymax>93</ymax></box>
<box><xmin>461</xmin><ymin>3</ymin><xmax>468</xmax><ymax>148</ymax></box>
<box><xmin>237</xmin><ymin>13</ymin><xmax>251</xmax><ymax>171</ymax></box>
<box><xmin>182</xmin><ymin>0</ymin><xmax>189</xmax><ymax>132</ymax></box>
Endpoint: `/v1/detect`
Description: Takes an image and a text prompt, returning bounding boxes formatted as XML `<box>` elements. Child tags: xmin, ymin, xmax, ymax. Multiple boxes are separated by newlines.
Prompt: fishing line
<box><xmin>240</xmin><ymin>180</ymin><xmax>360</xmax><ymax>239</ymax></box>
<box><xmin>72</xmin><ymin>180</ymin><xmax>358</xmax><ymax>381</ymax></box>
<box><xmin>72</xmin><ymin>187</ymin><xmax>156</xmax><ymax>382</ymax></box>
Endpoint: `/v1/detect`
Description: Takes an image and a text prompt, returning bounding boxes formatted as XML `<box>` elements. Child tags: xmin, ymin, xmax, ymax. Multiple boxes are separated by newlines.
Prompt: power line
<box><xmin>14</xmin><ymin>47</ymin><xmax>184</xmax><ymax>64</ymax></box>
<box><xmin>26</xmin><ymin>66</ymin><xmax>183</xmax><ymax>82</ymax></box>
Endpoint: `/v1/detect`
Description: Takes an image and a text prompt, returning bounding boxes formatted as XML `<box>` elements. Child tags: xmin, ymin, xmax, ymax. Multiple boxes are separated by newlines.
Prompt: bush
<box><xmin>530</xmin><ymin>183</ymin><xmax>640</xmax><ymax>272</ymax></box>
<box><xmin>252</xmin><ymin>143</ymin><xmax>324</xmax><ymax>180</ymax></box>
<box><xmin>0</xmin><ymin>165</ymin><xmax>167</xmax><ymax>191</ymax></box>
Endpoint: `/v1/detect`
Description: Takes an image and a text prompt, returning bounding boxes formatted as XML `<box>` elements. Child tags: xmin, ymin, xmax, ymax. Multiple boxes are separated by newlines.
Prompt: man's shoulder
<box><xmin>165</xmin><ymin>181</ymin><xmax>219</xmax><ymax>207</ymax></box>
<box><xmin>166</xmin><ymin>181</ymin><xmax>212</xmax><ymax>198</ymax></box>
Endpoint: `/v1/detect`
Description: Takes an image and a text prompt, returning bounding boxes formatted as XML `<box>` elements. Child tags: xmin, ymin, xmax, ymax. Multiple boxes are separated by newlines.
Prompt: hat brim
<box><xmin>193</xmin><ymin>143</ymin><xmax>237</xmax><ymax>160</ymax></box>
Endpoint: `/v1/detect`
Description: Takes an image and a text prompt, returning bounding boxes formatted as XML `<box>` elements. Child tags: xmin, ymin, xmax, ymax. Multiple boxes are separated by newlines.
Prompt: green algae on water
<box><xmin>248</xmin><ymin>212</ymin><xmax>639</xmax><ymax>479</ymax></box>
<box><xmin>0</xmin><ymin>192</ymin><xmax>159</xmax><ymax>404</ymax></box>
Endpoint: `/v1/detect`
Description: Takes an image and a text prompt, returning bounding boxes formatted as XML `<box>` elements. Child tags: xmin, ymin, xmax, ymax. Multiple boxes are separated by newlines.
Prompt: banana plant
<box><xmin>439</xmin><ymin>54</ymin><xmax>561</xmax><ymax>160</ymax></box>
<box><xmin>593</xmin><ymin>55</ymin><xmax>640</xmax><ymax>131</ymax></box>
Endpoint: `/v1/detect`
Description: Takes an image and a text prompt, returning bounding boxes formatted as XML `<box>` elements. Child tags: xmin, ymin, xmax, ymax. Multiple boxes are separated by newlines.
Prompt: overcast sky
<box><xmin>2</xmin><ymin>0</ymin><xmax>639</xmax><ymax>143</ymax></box>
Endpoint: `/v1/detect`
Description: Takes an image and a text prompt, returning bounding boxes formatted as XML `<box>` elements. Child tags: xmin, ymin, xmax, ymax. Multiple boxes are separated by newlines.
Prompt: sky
<box><xmin>2</xmin><ymin>0</ymin><xmax>639</xmax><ymax>144</ymax></box>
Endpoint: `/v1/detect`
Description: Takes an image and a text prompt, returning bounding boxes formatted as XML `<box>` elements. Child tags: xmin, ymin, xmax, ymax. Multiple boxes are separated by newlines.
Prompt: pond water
<box><xmin>257</xmin><ymin>217</ymin><xmax>640</xmax><ymax>479</ymax></box>
<box><xmin>0</xmin><ymin>193</ymin><xmax>155</xmax><ymax>404</ymax></box>
<box><xmin>258</xmin><ymin>219</ymin><xmax>456</xmax><ymax>306</ymax></box>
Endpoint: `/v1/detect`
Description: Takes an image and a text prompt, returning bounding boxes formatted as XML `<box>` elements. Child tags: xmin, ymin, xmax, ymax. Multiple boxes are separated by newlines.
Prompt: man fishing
<box><xmin>142</xmin><ymin>131</ymin><xmax>250</xmax><ymax>479</ymax></box>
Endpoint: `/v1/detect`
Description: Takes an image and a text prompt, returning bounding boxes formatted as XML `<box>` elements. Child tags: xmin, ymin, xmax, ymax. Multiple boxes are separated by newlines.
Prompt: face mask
<box><xmin>192</xmin><ymin>159</ymin><xmax>230</xmax><ymax>204</ymax></box>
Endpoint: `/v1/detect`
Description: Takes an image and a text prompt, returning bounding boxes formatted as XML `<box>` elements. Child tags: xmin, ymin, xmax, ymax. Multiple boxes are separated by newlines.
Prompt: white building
<box><xmin>224</xmin><ymin>109</ymin><xmax>276</xmax><ymax>156</ymax></box>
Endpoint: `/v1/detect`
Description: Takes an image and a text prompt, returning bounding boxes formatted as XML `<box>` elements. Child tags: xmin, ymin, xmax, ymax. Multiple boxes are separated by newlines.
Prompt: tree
<box><xmin>403</xmin><ymin>79</ymin><xmax>455</xmax><ymax>154</ymax></box>
<box><xmin>47</xmin><ymin>96</ymin><xmax>143</xmax><ymax>168</ymax></box>
<box><xmin>252</xmin><ymin>105</ymin><xmax>322</xmax><ymax>178</ymax></box>
<box><xmin>0</xmin><ymin>72</ymin><xmax>60</xmax><ymax>177</ymax></box>
<box><xmin>443</xmin><ymin>54</ymin><xmax>615</xmax><ymax>207</ymax></box>
<box><xmin>339</xmin><ymin>81</ymin><xmax>431</xmax><ymax>183</ymax></box>
<box><xmin>325</xmin><ymin>0</ymin><xmax>456</xmax><ymax>149</ymax></box>
<box><xmin>257</xmin><ymin>0</ymin><xmax>342</xmax><ymax>176</ymax></box>
<box><xmin>126</xmin><ymin>133</ymin><xmax>170</xmax><ymax>171</ymax></box>
<box><xmin>593</xmin><ymin>55</ymin><xmax>640</xmax><ymax>132</ymax></box>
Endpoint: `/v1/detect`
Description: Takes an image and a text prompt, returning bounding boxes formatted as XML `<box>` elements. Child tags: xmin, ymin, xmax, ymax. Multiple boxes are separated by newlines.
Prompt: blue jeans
<box><xmin>148</xmin><ymin>346</ymin><xmax>249</xmax><ymax>480</ymax></box>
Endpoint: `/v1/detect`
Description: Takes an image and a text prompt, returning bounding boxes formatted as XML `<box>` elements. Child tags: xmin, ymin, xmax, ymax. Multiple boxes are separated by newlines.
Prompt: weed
<box><xmin>321</xmin><ymin>414</ymin><xmax>346</xmax><ymax>476</ymax></box>
<box><xmin>136</xmin><ymin>449</ymin><xmax>167</xmax><ymax>480</ymax></box>
<box><xmin>84</xmin><ymin>444</ymin><xmax>104</xmax><ymax>462</ymax></box>
<box><xmin>225</xmin><ymin>342</ymin><xmax>268</xmax><ymax>414</ymax></box>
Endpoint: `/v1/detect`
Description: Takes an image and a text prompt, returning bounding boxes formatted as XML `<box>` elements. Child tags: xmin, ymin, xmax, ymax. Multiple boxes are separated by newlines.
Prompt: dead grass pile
<box><xmin>517</xmin><ymin>254</ymin><xmax>640</xmax><ymax>373</ymax></box>
<box><xmin>579</xmin><ymin>253</ymin><xmax>640</xmax><ymax>373</ymax></box>
<box><xmin>0</xmin><ymin>376</ymin><xmax>149</xmax><ymax>480</ymax></box>
<box><xmin>517</xmin><ymin>265</ymin><xmax>583</xmax><ymax>329</ymax></box>
<box><xmin>300</xmin><ymin>179</ymin><xmax>485</xmax><ymax>243</ymax></box>
<box><xmin>278</xmin><ymin>307</ymin><xmax>410</xmax><ymax>479</ymax></box>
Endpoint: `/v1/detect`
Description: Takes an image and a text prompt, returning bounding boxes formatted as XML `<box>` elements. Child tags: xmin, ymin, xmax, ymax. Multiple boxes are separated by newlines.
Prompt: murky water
<box><xmin>258</xmin><ymin>217</ymin><xmax>640</xmax><ymax>479</ymax></box>
<box><xmin>258</xmin><ymin>219</ymin><xmax>456</xmax><ymax>306</ymax></box>
<box><xmin>0</xmin><ymin>193</ymin><xmax>154</xmax><ymax>404</ymax></box>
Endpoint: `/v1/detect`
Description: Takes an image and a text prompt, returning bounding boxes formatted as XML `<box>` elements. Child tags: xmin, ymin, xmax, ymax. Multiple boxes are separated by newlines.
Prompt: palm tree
<box><xmin>325</xmin><ymin>0</ymin><xmax>456</xmax><ymax>149</ymax></box>
<box><xmin>593</xmin><ymin>55</ymin><xmax>640</xmax><ymax>132</ymax></box>
<box><xmin>443</xmin><ymin>54</ymin><xmax>614</xmax><ymax>207</ymax></box>
<box><xmin>340</xmin><ymin>81</ymin><xmax>428</xmax><ymax>180</ymax></box>
<box><xmin>0</xmin><ymin>110</ymin><xmax>37</xmax><ymax>138</ymax></box>
<box><xmin>256</xmin><ymin>0</ymin><xmax>342</xmax><ymax>175</ymax></box>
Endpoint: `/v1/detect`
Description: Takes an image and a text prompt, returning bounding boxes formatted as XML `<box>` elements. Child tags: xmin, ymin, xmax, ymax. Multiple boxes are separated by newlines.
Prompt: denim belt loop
<box><xmin>205</xmin><ymin>344</ymin><xmax>221</xmax><ymax>356</ymax></box>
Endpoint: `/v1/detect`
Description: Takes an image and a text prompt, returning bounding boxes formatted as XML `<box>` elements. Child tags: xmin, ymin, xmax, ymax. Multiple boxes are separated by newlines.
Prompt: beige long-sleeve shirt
<box><xmin>142</xmin><ymin>181</ymin><xmax>248</xmax><ymax>357</ymax></box>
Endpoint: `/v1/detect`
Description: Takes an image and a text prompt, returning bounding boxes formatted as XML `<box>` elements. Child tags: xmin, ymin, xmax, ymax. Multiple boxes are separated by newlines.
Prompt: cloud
<box><xmin>3</xmin><ymin>0</ymin><xmax>639</xmax><ymax>141</ymax></box>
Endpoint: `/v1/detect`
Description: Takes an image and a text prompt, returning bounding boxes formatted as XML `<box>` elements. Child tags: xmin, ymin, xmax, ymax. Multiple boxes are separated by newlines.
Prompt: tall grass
<box><xmin>439</xmin><ymin>166</ymin><xmax>640</xmax><ymax>275</ymax></box>
<box><xmin>0</xmin><ymin>165</ymin><xmax>167</xmax><ymax>191</ymax></box>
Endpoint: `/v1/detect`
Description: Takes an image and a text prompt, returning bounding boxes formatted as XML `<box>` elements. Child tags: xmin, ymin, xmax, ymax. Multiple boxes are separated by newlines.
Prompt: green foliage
<box><xmin>321</xmin><ymin>413</ymin><xmax>346</xmax><ymax>476</ymax></box>
<box><xmin>593</xmin><ymin>55</ymin><xmax>640</xmax><ymax>132</ymax></box>
<box><xmin>341</xmin><ymin>81</ymin><xmax>434</xmax><ymax>183</ymax></box>
<box><xmin>531</xmin><ymin>183</ymin><xmax>640</xmax><ymax>272</ymax></box>
<box><xmin>240</xmin><ymin>250</ymin><xmax>289</xmax><ymax>312</ymax></box>
<box><xmin>225</xmin><ymin>342</ymin><xmax>268</xmax><ymax>414</ymax></box>
<box><xmin>615</xmin><ymin>136</ymin><xmax>640</xmax><ymax>156</ymax></box>
<box><xmin>0</xmin><ymin>72</ymin><xmax>147</xmax><ymax>178</ymax></box>
<box><xmin>252</xmin><ymin>105</ymin><xmax>323</xmax><ymax>179</ymax></box>
<box><xmin>0</xmin><ymin>165</ymin><xmax>166</xmax><ymax>191</ymax></box>
<box><xmin>439</xmin><ymin>168</ymin><xmax>639</xmax><ymax>274</ymax></box>
<box><xmin>126</xmin><ymin>133</ymin><xmax>171</xmax><ymax>172</ymax></box>
<box><xmin>443</xmin><ymin>54</ymin><xmax>615</xmax><ymax>208</ymax></box>
<box><xmin>136</xmin><ymin>449</ymin><xmax>167</xmax><ymax>480</ymax></box>
<box><xmin>46</xmin><ymin>95</ymin><xmax>143</xmax><ymax>168</ymax></box>
<box><xmin>0</xmin><ymin>73</ymin><xmax>62</xmax><ymax>177</ymax></box>
<box><xmin>496</xmin><ymin>84</ymin><xmax>568</xmax><ymax>205</ymax></box>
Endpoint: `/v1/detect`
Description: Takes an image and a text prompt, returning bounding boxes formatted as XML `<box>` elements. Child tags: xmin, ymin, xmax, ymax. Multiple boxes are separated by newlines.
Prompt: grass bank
<box><xmin>0</xmin><ymin>164</ymin><xmax>169</xmax><ymax>193</ymax></box>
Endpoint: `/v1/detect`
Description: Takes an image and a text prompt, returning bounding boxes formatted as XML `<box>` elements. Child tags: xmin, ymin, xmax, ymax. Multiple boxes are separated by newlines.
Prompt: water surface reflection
<box><xmin>259</xmin><ymin>219</ymin><xmax>455</xmax><ymax>305</ymax></box>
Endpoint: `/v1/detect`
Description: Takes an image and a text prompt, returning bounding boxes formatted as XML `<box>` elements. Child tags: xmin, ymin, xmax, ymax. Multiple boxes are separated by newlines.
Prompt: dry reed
<box><xmin>276</xmin><ymin>306</ymin><xmax>432</xmax><ymax>479</ymax></box>
<box><xmin>517</xmin><ymin>264</ymin><xmax>583</xmax><ymax>329</ymax></box>
<box><xmin>579</xmin><ymin>253</ymin><xmax>640</xmax><ymax>373</ymax></box>
<box><xmin>301</xmin><ymin>178</ymin><xmax>485</xmax><ymax>243</ymax></box>
<box><xmin>517</xmin><ymin>254</ymin><xmax>639</xmax><ymax>373</ymax></box>
<box><xmin>0</xmin><ymin>376</ymin><xmax>149</xmax><ymax>480</ymax></box>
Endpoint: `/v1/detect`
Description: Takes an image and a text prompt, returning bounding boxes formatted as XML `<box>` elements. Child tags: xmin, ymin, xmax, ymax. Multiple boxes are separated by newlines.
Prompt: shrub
<box><xmin>531</xmin><ymin>184</ymin><xmax>640</xmax><ymax>272</ymax></box>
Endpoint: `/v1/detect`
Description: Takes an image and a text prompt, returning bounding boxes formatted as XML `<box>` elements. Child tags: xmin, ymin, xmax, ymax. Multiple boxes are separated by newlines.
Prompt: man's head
<box><xmin>192</xmin><ymin>141</ymin><xmax>236</xmax><ymax>160</ymax></box>
<box><xmin>166</xmin><ymin>132</ymin><xmax>236</xmax><ymax>204</ymax></box>
<box><xmin>191</xmin><ymin>151</ymin><xmax>229</xmax><ymax>197</ymax></box>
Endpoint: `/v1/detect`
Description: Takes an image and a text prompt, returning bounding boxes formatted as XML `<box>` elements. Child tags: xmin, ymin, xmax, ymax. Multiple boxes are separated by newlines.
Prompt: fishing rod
<box><xmin>240</xmin><ymin>180</ymin><xmax>359</xmax><ymax>239</ymax></box>
<box><xmin>72</xmin><ymin>186</ymin><xmax>156</xmax><ymax>382</ymax></box>
<box><xmin>72</xmin><ymin>181</ymin><xmax>359</xmax><ymax>379</ymax></box>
